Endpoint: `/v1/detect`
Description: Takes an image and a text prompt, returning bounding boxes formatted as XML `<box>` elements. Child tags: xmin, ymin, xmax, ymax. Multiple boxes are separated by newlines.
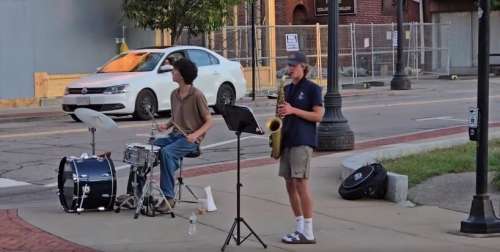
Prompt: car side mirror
<box><xmin>158</xmin><ymin>64</ymin><xmax>173</xmax><ymax>73</ymax></box>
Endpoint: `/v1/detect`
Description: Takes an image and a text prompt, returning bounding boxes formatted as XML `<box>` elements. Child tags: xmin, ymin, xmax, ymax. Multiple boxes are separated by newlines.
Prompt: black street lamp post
<box><xmin>391</xmin><ymin>0</ymin><xmax>411</xmax><ymax>90</ymax></box>
<box><xmin>251</xmin><ymin>1</ymin><xmax>256</xmax><ymax>101</ymax></box>
<box><xmin>317</xmin><ymin>0</ymin><xmax>354</xmax><ymax>151</ymax></box>
<box><xmin>460</xmin><ymin>0</ymin><xmax>500</xmax><ymax>234</ymax></box>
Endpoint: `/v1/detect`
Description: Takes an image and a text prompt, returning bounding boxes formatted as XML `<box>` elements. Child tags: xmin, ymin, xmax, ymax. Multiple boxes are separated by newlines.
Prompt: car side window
<box><xmin>164</xmin><ymin>51</ymin><xmax>185</xmax><ymax>65</ymax></box>
<box><xmin>188</xmin><ymin>50</ymin><xmax>212</xmax><ymax>67</ymax></box>
<box><xmin>208</xmin><ymin>53</ymin><xmax>220</xmax><ymax>65</ymax></box>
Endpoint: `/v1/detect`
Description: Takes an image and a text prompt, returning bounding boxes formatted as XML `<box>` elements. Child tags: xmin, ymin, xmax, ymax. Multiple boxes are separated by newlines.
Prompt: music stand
<box><xmin>220</xmin><ymin>105</ymin><xmax>267</xmax><ymax>251</ymax></box>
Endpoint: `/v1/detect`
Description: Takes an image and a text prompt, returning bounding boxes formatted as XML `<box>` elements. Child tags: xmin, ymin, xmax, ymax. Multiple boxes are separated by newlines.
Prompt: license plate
<box><xmin>75</xmin><ymin>96</ymin><xmax>90</xmax><ymax>105</ymax></box>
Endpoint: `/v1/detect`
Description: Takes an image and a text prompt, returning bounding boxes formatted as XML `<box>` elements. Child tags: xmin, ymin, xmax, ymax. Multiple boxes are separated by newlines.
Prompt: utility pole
<box><xmin>251</xmin><ymin>1</ymin><xmax>256</xmax><ymax>101</ymax></box>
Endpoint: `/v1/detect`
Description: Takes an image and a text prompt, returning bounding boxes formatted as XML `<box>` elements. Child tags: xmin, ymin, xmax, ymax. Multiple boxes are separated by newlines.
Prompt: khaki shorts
<box><xmin>279</xmin><ymin>146</ymin><xmax>313</xmax><ymax>179</ymax></box>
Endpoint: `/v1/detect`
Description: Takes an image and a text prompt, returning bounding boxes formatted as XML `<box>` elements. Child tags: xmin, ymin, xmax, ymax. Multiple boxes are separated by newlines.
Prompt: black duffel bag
<box><xmin>338</xmin><ymin>163</ymin><xmax>388</xmax><ymax>200</ymax></box>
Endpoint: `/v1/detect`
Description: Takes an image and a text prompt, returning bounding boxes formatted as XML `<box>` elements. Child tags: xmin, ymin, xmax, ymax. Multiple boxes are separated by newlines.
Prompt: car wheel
<box><xmin>70</xmin><ymin>114</ymin><xmax>81</xmax><ymax>122</ymax></box>
<box><xmin>214</xmin><ymin>83</ymin><xmax>235</xmax><ymax>114</ymax></box>
<box><xmin>133</xmin><ymin>89</ymin><xmax>157</xmax><ymax>120</ymax></box>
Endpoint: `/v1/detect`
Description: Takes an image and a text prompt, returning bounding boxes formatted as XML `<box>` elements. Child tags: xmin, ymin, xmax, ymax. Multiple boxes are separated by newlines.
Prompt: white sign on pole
<box><xmin>392</xmin><ymin>31</ymin><xmax>398</xmax><ymax>47</ymax></box>
<box><xmin>469</xmin><ymin>107</ymin><xmax>479</xmax><ymax>128</ymax></box>
<box><xmin>285</xmin><ymin>34</ymin><xmax>300</xmax><ymax>52</ymax></box>
<box><xmin>364</xmin><ymin>38</ymin><xmax>370</xmax><ymax>48</ymax></box>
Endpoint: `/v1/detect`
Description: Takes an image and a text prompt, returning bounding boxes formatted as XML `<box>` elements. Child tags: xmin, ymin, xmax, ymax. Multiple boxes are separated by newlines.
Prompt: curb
<box><xmin>342</xmin><ymin>130</ymin><xmax>500</xmax><ymax>203</ymax></box>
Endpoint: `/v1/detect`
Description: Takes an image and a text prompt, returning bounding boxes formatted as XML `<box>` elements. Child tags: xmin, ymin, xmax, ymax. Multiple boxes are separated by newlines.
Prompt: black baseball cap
<box><xmin>287</xmin><ymin>51</ymin><xmax>307</xmax><ymax>65</ymax></box>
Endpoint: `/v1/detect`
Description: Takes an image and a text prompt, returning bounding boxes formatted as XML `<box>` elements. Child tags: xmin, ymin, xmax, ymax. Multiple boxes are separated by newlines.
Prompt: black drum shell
<box><xmin>58</xmin><ymin>156</ymin><xmax>116</xmax><ymax>212</ymax></box>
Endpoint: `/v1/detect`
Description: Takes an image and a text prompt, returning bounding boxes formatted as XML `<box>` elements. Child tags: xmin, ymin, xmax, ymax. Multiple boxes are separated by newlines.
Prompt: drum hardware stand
<box><xmin>133</xmin><ymin>105</ymin><xmax>175</xmax><ymax>219</ymax></box>
<box><xmin>144</xmin><ymin>104</ymin><xmax>159</xmax><ymax>144</ymax></box>
<box><xmin>176</xmin><ymin>159</ymin><xmax>199</xmax><ymax>204</ymax></box>
<box><xmin>134</xmin><ymin>147</ymin><xmax>175</xmax><ymax>219</ymax></box>
<box><xmin>74</xmin><ymin>108</ymin><xmax>118</xmax><ymax>156</ymax></box>
<box><xmin>115</xmin><ymin>165</ymin><xmax>140</xmax><ymax>212</ymax></box>
<box><xmin>89</xmin><ymin>127</ymin><xmax>96</xmax><ymax>155</ymax></box>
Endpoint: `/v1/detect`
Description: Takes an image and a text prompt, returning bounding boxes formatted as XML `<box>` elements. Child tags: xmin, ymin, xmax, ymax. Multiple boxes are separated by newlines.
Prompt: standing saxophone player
<box><xmin>278</xmin><ymin>51</ymin><xmax>324</xmax><ymax>244</ymax></box>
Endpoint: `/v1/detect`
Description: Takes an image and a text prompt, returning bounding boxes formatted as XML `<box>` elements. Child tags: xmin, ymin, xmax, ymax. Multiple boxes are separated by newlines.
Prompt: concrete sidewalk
<box><xmin>4</xmin><ymin>139</ymin><xmax>500</xmax><ymax>252</ymax></box>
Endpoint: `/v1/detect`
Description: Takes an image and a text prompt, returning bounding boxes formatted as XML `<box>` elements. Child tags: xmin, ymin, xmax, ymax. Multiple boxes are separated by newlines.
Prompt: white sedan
<box><xmin>62</xmin><ymin>46</ymin><xmax>246</xmax><ymax>121</ymax></box>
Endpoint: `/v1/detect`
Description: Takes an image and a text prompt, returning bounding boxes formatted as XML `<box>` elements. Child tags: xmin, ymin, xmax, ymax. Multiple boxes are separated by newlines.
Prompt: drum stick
<box><xmin>170</xmin><ymin>121</ymin><xmax>188</xmax><ymax>137</ymax></box>
<box><xmin>170</xmin><ymin>121</ymin><xmax>200</xmax><ymax>144</ymax></box>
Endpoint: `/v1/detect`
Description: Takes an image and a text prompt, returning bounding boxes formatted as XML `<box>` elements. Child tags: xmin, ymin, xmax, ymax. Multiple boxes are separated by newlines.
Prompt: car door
<box><xmin>186</xmin><ymin>49</ymin><xmax>220</xmax><ymax>105</ymax></box>
<box><xmin>155</xmin><ymin>50</ymin><xmax>186</xmax><ymax>111</ymax></box>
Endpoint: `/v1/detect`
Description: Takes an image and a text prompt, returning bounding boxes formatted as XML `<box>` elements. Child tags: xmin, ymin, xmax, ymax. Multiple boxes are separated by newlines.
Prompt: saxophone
<box><xmin>266</xmin><ymin>75</ymin><xmax>286</xmax><ymax>159</ymax></box>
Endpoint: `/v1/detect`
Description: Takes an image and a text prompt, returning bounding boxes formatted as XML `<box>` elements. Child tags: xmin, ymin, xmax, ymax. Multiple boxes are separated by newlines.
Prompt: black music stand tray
<box><xmin>220</xmin><ymin>105</ymin><xmax>267</xmax><ymax>251</ymax></box>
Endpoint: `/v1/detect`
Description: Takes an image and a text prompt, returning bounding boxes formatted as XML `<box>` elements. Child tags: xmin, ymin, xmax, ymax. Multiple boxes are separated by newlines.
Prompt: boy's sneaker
<box><xmin>282</xmin><ymin>231</ymin><xmax>316</xmax><ymax>244</ymax></box>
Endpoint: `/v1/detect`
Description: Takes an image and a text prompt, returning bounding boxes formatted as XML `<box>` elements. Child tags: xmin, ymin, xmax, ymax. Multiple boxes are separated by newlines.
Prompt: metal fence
<box><xmin>178</xmin><ymin>23</ymin><xmax>450</xmax><ymax>95</ymax></box>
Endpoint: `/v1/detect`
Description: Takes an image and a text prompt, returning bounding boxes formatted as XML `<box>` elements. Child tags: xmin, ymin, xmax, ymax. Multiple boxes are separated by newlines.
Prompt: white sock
<box><xmin>295</xmin><ymin>216</ymin><xmax>304</xmax><ymax>233</ymax></box>
<box><xmin>303</xmin><ymin>218</ymin><xmax>314</xmax><ymax>240</ymax></box>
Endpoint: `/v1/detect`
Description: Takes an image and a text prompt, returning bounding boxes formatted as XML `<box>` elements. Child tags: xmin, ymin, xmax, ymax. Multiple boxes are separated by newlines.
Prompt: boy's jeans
<box><xmin>153</xmin><ymin>132</ymin><xmax>198</xmax><ymax>199</ymax></box>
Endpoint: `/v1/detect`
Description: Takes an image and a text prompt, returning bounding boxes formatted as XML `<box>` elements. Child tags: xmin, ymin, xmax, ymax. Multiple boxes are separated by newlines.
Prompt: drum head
<box><xmin>128</xmin><ymin>143</ymin><xmax>160</xmax><ymax>152</ymax></box>
<box><xmin>58</xmin><ymin>157</ymin><xmax>76</xmax><ymax>212</ymax></box>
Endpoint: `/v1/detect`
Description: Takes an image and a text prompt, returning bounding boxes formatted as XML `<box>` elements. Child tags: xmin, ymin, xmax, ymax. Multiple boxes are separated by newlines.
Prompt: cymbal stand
<box><xmin>89</xmin><ymin>127</ymin><xmax>96</xmax><ymax>155</ymax></box>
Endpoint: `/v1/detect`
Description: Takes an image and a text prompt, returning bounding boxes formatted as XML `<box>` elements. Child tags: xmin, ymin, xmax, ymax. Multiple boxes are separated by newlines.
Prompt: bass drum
<box><xmin>58</xmin><ymin>156</ymin><xmax>117</xmax><ymax>213</ymax></box>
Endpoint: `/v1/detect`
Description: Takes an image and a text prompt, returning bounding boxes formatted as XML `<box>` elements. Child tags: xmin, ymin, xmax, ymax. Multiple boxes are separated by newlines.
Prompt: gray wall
<box><xmin>126</xmin><ymin>20</ymin><xmax>156</xmax><ymax>50</ymax></box>
<box><xmin>0</xmin><ymin>0</ymin><xmax>150</xmax><ymax>99</ymax></box>
<box><xmin>434</xmin><ymin>11</ymin><xmax>500</xmax><ymax>74</ymax></box>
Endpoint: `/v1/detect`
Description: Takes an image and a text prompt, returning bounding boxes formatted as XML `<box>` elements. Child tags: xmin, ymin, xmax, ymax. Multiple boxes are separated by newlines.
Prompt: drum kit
<box><xmin>57</xmin><ymin>107</ymin><xmax>174</xmax><ymax>218</ymax></box>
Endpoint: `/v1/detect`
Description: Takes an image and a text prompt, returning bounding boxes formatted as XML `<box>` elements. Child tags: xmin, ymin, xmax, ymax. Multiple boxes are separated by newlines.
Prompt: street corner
<box><xmin>0</xmin><ymin>209</ymin><xmax>95</xmax><ymax>252</ymax></box>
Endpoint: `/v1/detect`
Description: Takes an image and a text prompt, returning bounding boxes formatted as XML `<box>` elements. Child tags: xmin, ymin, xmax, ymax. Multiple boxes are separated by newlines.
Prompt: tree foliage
<box><xmin>493</xmin><ymin>0</ymin><xmax>500</xmax><ymax>10</ymax></box>
<box><xmin>123</xmin><ymin>0</ymin><xmax>244</xmax><ymax>45</ymax></box>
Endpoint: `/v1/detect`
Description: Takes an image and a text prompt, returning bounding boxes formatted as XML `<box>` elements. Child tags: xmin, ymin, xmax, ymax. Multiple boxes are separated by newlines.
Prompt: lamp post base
<box><xmin>461</xmin><ymin>195</ymin><xmax>500</xmax><ymax>234</ymax></box>
<box><xmin>390</xmin><ymin>74</ymin><xmax>411</xmax><ymax>90</ymax></box>
<box><xmin>317</xmin><ymin>121</ymin><xmax>354</xmax><ymax>151</ymax></box>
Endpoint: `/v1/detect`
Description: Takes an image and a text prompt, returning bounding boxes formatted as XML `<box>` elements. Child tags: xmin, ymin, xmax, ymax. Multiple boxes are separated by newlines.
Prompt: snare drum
<box><xmin>57</xmin><ymin>156</ymin><xmax>116</xmax><ymax>213</ymax></box>
<box><xmin>123</xmin><ymin>143</ymin><xmax>160</xmax><ymax>167</ymax></box>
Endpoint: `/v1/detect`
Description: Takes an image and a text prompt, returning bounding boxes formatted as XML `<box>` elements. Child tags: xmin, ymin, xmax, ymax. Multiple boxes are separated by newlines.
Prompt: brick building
<box><xmin>277</xmin><ymin>0</ymin><xmax>420</xmax><ymax>25</ymax></box>
<box><xmin>235</xmin><ymin>0</ymin><xmax>422</xmax><ymax>26</ymax></box>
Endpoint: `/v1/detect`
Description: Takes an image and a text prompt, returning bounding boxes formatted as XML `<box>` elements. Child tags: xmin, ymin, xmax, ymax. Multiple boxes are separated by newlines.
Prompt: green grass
<box><xmin>380</xmin><ymin>139</ymin><xmax>500</xmax><ymax>188</ymax></box>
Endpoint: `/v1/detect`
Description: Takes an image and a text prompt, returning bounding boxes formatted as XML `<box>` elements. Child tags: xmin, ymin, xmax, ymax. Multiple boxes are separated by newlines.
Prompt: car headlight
<box><xmin>103</xmin><ymin>84</ymin><xmax>129</xmax><ymax>94</ymax></box>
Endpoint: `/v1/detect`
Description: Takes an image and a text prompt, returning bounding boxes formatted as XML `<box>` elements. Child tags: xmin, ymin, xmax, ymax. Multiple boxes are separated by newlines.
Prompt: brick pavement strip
<box><xmin>0</xmin><ymin>209</ymin><xmax>95</xmax><ymax>252</ymax></box>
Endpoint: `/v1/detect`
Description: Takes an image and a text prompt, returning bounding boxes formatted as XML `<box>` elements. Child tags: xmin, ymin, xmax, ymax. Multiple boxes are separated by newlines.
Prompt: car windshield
<box><xmin>98</xmin><ymin>52</ymin><xmax>164</xmax><ymax>73</ymax></box>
